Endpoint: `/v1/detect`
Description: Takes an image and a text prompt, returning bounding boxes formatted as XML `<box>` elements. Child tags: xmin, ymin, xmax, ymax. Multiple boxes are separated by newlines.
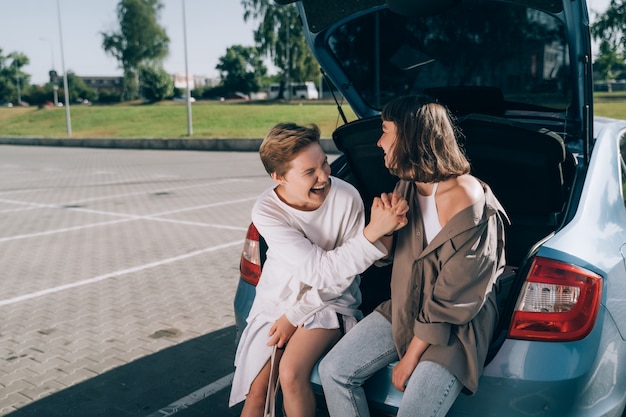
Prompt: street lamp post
<box><xmin>182</xmin><ymin>0</ymin><xmax>193</xmax><ymax>136</ymax></box>
<box><xmin>40</xmin><ymin>37</ymin><xmax>59</xmax><ymax>106</ymax></box>
<box><xmin>286</xmin><ymin>23</ymin><xmax>290</xmax><ymax>103</ymax></box>
<box><xmin>53</xmin><ymin>85</ymin><xmax>59</xmax><ymax>107</ymax></box>
<box><xmin>56</xmin><ymin>0</ymin><xmax>72</xmax><ymax>136</ymax></box>
<box><xmin>15</xmin><ymin>66</ymin><xmax>21</xmax><ymax>104</ymax></box>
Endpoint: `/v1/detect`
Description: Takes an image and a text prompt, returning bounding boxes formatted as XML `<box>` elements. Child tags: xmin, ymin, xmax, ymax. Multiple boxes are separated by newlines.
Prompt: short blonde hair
<box><xmin>259</xmin><ymin>122</ymin><xmax>322</xmax><ymax>177</ymax></box>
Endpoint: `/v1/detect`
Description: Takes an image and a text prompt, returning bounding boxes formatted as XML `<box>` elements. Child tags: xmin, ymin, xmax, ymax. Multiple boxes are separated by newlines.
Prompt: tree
<box><xmin>101</xmin><ymin>0</ymin><xmax>169</xmax><ymax>100</ymax></box>
<box><xmin>241</xmin><ymin>0</ymin><xmax>319</xmax><ymax>97</ymax></box>
<box><xmin>23</xmin><ymin>84</ymin><xmax>51</xmax><ymax>106</ymax></box>
<box><xmin>0</xmin><ymin>49</ymin><xmax>30</xmax><ymax>104</ymax></box>
<box><xmin>216</xmin><ymin>45</ymin><xmax>267</xmax><ymax>94</ymax></box>
<box><xmin>591</xmin><ymin>1</ymin><xmax>626</xmax><ymax>68</ymax></box>
<box><xmin>139</xmin><ymin>65</ymin><xmax>174</xmax><ymax>102</ymax></box>
<box><xmin>65</xmin><ymin>72</ymin><xmax>98</xmax><ymax>103</ymax></box>
<box><xmin>0</xmin><ymin>50</ymin><xmax>13</xmax><ymax>103</ymax></box>
<box><xmin>594</xmin><ymin>39</ymin><xmax>624</xmax><ymax>83</ymax></box>
<box><xmin>8</xmin><ymin>52</ymin><xmax>29</xmax><ymax>103</ymax></box>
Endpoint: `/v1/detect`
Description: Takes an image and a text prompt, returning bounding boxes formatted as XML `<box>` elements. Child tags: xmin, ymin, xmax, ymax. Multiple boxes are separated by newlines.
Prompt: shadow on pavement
<box><xmin>6</xmin><ymin>326</ymin><xmax>243</xmax><ymax>417</ymax></box>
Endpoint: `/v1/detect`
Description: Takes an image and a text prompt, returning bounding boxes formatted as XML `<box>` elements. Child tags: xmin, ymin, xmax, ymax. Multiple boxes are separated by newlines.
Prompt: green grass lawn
<box><xmin>0</xmin><ymin>95</ymin><xmax>624</xmax><ymax>139</ymax></box>
<box><xmin>0</xmin><ymin>100</ymin><xmax>357</xmax><ymax>139</ymax></box>
<box><xmin>592</xmin><ymin>91</ymin><xmax>626</xmax><ymax>120</ymax></box>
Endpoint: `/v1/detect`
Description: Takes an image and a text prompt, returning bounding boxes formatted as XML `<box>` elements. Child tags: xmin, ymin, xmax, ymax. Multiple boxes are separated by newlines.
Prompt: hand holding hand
<box><xmin>267</xmin><ymin>314</ymin><xmax>297</xmax><ymax>348</ymax></box>
<box><xmin>364</xmin><ymin>192</ymin><xmax>408</xmax><ymax>242</ymax></box>
<box><xmin>381</xmin><ymin>191</ymin><xmax>409</xmax><ymax>229</ymax></box>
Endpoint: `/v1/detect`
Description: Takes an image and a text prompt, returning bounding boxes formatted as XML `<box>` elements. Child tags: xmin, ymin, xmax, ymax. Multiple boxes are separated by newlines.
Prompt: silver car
<box><xmin>235</xmin><ymin>0</ymin><xmax>626</xmax><ymax>415</ymax></box>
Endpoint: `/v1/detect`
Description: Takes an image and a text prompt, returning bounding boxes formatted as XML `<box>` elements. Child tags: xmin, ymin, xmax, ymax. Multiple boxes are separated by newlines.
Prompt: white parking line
<box><xmin>0</xmin><ymin>218</ymin><xmax>135</xmax><ymax>243</ymax></box>
<box><xmin>62</xmin><ymin>178</ymin><xmax>248</xmax><ymax>206</ymax></box>
<box><xmin>0</xmin><ymin>197</ymin><xmax>59</xmax><ymax>209</ymax></box>
<box><xmin>0</xmin><ymin>240</ymin><xmax>243</xmax><ymax>307</ymax></box>
<box><xmin>144</xmin><ymin>373</ymin><xmax>234</xmax><ymax>417</ymax></box>
<box><xmin>0</xmin><ymin>206</ymin><xmax>39</xmax><ymax>214</ymax></box>
<box><xmin>73</xmin><ymin>196</ymin><xmax>258</xmax><ymax>218</ymax></box>
<box><xmin>0</xmin><ymin>178</ymin><xmax>248</xmax><ymax>208</ymax></box>
<box><xmin>0</xmin><ymin>196</ymin><xmax>255</xmax><ymax>242</ymax></box>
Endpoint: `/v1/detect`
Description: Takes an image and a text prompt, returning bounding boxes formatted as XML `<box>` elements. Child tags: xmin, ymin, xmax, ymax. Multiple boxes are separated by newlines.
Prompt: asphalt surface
<box><xmin>0</xmin><ymin>145</ymin><xmax>274</xmax><ymax>416</ymax></box>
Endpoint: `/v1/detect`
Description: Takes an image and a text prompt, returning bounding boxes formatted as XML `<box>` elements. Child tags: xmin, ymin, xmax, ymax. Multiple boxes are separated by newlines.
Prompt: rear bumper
<box><xmin>311</xmin><ymin>308</ymin><xmax>626</xmax><ymax>417</ymax></box>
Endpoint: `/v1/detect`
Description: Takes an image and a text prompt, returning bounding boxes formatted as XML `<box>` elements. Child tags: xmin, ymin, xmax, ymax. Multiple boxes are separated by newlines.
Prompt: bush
<box><xmin>97</xmin><ymin>90</ymin><xmax>122</xmax><ymax>104</ymax></box>
<box><xmin>139</xmin><ymin>66</ymin><xmax>174</xmax><ymax>102</ymax></box>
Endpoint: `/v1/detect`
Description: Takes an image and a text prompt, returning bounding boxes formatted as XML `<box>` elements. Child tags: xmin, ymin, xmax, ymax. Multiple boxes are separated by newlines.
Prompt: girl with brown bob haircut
<box><xmin>320</xmin><ymin>96</ymin><xmax>509</xmax><ymax>417</ymax></box>
<box><xmin>382</xmin><ymin>97</ymin><xmax>470</xmax><ymax>183</ymax></box>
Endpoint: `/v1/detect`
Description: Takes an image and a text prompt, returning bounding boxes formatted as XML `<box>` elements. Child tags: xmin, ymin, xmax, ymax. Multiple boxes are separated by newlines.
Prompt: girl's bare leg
<box><xmin>279</xmin><ymin>327</ymin><xmax>342</xmax><ymax>417</ymax></box>
<box><xmin>240</xmin><ymin>348</ymin><xmax>284</xmax><ymax>417</ymax></box>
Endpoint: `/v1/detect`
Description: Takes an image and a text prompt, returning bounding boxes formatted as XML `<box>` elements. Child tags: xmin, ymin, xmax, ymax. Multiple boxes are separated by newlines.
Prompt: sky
<box><xmin>0</xmin><ymin>0</ymin><xmax>613</xmax><ymax>86</ymax></box>
<box><xmin>0</xmin><ymin>0</ymin><xmax>262</xmax><ymax>85</ymax></box>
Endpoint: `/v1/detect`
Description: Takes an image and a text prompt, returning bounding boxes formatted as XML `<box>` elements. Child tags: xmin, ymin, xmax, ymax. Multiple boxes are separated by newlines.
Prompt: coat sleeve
<box><xmin>413</xmin><ymin>216</ymin><xmax>504</xmax><ymax>346</ymax></box>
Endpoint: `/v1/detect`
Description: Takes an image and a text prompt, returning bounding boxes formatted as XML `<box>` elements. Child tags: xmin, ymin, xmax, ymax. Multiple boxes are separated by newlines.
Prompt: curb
<box><xmin>0</xmin><ymin>137</ymin><xmax>340</xmax><ymax>154</ymax></box>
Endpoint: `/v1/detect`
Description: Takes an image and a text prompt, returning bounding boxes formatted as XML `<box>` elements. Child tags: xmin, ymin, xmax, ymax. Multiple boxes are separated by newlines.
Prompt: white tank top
<box><xmin>417</xmin><ymin>182</ymin><xmax>442</xmax><ymax>244</ymax></box>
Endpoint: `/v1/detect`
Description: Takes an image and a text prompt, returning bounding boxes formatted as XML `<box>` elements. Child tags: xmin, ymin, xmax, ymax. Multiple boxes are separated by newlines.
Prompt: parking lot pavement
<box><xmin>4</xmin><ymin>326</ymin><xmax>244</xmax><ymax>417</ymax></box>
<box><xmin>0</xmin><ymin>146</ymin><xmax>272</xmax><ymax>416</ymax></box>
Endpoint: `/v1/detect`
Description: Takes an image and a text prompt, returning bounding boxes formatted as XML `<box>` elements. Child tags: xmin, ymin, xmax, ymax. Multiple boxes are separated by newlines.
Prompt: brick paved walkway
<box><xmin>0</xmin><ymin>146</ymin><xmax>271</xmax><ymax>416</ymax></box>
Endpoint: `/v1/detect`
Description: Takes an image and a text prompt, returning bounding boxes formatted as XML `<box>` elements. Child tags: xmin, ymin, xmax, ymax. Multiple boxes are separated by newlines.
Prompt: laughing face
<box><xmin>272</xmin><ymin>142</ymin><xmax>331</xmax><ymax>211</ymax></box>
<box><xmin>377</xmin><ymin>120</ymin><xmax>397</xmax><ymax>168</ymax></box>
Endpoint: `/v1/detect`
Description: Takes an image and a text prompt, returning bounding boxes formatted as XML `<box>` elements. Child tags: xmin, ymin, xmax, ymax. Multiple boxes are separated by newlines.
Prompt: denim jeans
<box><xmin>319</xmin><ymin>311</ymin><xmax>462</xmax><ymax>417</ymax></box>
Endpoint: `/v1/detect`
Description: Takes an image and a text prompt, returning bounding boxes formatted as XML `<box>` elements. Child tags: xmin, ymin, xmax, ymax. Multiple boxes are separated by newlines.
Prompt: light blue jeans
<box><xmin>319</xmin><ymin>311</ymin><xmax>463</xmax><ymax>417</ymax></box>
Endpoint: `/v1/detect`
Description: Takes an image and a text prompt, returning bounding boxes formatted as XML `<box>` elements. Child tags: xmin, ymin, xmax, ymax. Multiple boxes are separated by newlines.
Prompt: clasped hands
<box><xmin>267</xmin><ymin>192</ymin><xmax>409</xmax><ymax>348</ymax></box>
<box><xmin>364</xmin><ymin>191</ymin><xmax>409</xmax><ymax>243</ymax></box>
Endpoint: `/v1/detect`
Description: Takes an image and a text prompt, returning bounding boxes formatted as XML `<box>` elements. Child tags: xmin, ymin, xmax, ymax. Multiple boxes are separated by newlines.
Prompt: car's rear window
<box><xmin>327</xmin><ymin>0</ymin><xmax>572</xmax><ymax>113</ymax></box>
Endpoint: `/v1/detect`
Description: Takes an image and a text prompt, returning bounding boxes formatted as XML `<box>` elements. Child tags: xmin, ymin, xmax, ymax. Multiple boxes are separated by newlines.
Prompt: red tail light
<box><xmin>508</xmin><ymin>257</ymin><xmax>602</xmax><ymax>342</ymax></box>
<box><xmin>240</xmin><ymin>223</ymin><xmax>262</xmax><ymax>286</ymax></box>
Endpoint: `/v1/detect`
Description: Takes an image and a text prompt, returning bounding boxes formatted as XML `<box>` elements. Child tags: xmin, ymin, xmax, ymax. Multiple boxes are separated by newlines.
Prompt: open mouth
<box><xmin>311</xmin><ymin>183</ymin><xmax>327</xmax><ymax>195</ymax></box>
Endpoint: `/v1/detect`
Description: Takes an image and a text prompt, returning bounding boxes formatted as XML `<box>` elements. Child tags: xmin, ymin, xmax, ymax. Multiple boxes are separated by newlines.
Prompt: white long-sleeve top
<box><xmin>249</xmin><ymin>176</ymin><xmax>387</xmax><ymax>325</ymax></box>
<box><xmin>229</xmin><ymin>176</ymin><xmax>387</xmax><ymax>407</ymax></box>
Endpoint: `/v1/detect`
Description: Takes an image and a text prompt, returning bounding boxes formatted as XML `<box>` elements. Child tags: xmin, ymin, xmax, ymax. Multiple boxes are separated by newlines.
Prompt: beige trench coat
<box><xmin>377</xmin><ymin>179</ymin><xmax>508</xmax><ymax>394</ymax></box>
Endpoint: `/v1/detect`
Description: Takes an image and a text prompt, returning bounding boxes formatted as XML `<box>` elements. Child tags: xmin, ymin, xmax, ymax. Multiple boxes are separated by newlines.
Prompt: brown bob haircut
<box><xmin>381</xmin><ymin>96</ymin><xmax>470</xmax><ymax>183</ymax></box>
<box><xmin>259</xmin><ymin>122</ymin><xmax>322</xmax><ymax>177</ymax></box>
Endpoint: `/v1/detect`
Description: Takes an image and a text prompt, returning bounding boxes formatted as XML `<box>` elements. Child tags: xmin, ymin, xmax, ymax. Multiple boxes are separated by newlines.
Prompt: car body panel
<box><xmin>542</xmin><ymin>117</ymin><xmax>626</xmax><ymax>339</ymax></box>
<box><xmin>451</xmin><ymin>310</ymin><xmax>626</xmax><ymax>417</ymax></box>
<box><xmin>233</xmin><ymin>279</ymin><xmax>256</xmax><ymax>343</ymax></box>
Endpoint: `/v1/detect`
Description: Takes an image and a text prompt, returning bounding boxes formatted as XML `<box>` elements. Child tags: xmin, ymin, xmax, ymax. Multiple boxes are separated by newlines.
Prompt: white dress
<box><xmin>229</xmin><ymin>177</ymin><xmax>387</xmax><ymax>406</ymax></box>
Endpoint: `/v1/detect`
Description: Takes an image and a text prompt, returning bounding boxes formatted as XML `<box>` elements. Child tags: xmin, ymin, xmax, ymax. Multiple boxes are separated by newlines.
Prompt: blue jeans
<box><xmin>319</xmin><ymin>311</ymin><xmax>462</xmax><ymax>417</ymax></box>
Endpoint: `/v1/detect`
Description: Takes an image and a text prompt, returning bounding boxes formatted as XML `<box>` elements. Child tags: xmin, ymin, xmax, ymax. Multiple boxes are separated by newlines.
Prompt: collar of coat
<box><xmin>398</xmin><ymin>180</ymin><xmax>510</xmax><ymax>259</ymax></box>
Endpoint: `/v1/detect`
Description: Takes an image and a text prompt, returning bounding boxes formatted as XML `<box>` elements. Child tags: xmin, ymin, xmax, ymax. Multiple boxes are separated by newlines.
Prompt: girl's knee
<box><xmin>245</xmin><ymin>385</ymin><xmax>267</xmax><ymax>409</ymax></box>
<box><xmin>278</xmin><ymin>362</ymin><xmax>307</xmax><ymax>390</ymax></box>
<box><xmin>249</xmin><ymin>378</ymin><xmax>266</xmax><ymax>394</ymax></box>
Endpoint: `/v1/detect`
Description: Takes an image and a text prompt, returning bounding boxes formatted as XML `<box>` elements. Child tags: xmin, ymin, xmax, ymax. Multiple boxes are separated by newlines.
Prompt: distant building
<box><xmin>172</xmin><ymin>73</ymin><xmax>220</xmax><ymax>90</ymax></box>
<box><xmin>267</xmin><ymin>81</ymin><xmax>319</xmax><ymax>100</ymax></box>
<box><xmin>173</xmin><ymin>72</ymin><xmax>195</xmax><ymax>90</ymax></box>
<box><xmin>78</xmin><ymin>73</ymin><xmax>221</xmax><ymax>94</ymax></box>
<box><xmin>196</xmin><ymin>75</ymin><xmax>220</xmax><ymax>88</ymax></box>
<box><xmin>80</xmin><ymin>76</ymin><xmax>124</xmax><ymax>93</ymax></box>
